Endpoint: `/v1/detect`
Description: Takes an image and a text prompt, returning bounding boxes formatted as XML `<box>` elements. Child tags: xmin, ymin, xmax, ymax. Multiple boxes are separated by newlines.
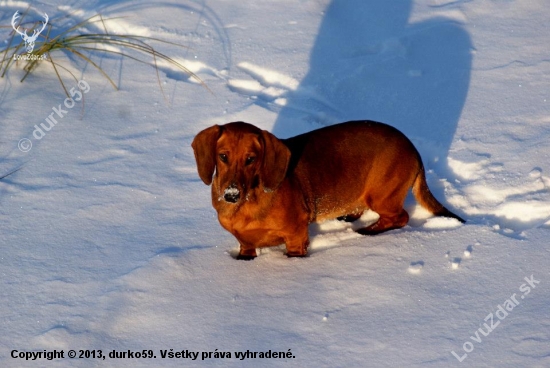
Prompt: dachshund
<box><xmin>192</xmin><ymin>121</ymin><xmax>464</xmax><ymax>260</ymax></box>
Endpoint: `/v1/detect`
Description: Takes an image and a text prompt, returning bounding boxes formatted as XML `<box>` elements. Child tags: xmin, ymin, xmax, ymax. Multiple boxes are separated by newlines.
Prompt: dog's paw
<box><xmin>236</xmin><ymin>254</ymin><xmax>256</xmax><ymax>261</ymax></box>
<box><xmin>355</xmin><ymin>228</ymin><xmax>381</xmax><ymax>236</ymax></box>
<box><xmin>286</xmin><ymin>252</ymin><xmax>309</xmax><ymax>258</ymax></box>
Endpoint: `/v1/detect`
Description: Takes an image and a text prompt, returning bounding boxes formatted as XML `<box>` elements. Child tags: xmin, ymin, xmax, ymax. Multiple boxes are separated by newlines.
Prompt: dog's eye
<box><xmin>245</xmin><ymin>156</ymin><xmax>256</xmax><ymax>166</ymax></box>
<box><xmin>219</xmin><ymin>154</ymin><xmax>228</xmax><ymax>163</ymax></box>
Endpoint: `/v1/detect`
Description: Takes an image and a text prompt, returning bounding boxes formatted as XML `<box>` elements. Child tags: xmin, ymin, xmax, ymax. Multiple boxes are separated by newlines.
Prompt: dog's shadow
<box><xmin>273</xmin><ymin>0</ymin><xmax>472</xmax><ymax>176</ymax></box>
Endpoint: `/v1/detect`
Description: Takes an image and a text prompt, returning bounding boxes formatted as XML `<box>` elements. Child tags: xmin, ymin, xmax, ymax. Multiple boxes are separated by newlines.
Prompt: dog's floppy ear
<box><xmin>191</xmin><ymin>125</ymin><xmax>222</xmax><ymax>185</ymax></box>
<box><xmin>260</xmin><ymin>130</ymin><xmax>291</xmax><ymax>191</ymax></box>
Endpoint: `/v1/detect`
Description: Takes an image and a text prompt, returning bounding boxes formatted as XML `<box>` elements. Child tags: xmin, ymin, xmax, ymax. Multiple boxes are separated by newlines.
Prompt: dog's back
<box><xmin>283</xmin><ymin>121</ymin><xmax>421</xmax><ymax>222</ymax></box>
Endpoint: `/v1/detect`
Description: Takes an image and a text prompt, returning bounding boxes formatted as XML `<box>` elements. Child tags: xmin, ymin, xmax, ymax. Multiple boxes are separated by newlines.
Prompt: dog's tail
<box><xmin>412</xmin><ymin>165</ymin><xmax>465</xmax><ymax>223</ymax></box>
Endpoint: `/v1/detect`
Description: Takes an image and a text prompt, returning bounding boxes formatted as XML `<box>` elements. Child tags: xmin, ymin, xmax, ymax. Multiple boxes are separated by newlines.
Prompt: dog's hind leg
<box><xmin>355</xmin><ymin>209</ymin><xmax>409</xmax><ymax>235</ymax></box>
<box><xmin>356</xmin><ymin>176</ymin><xmax>411</xmax><ymax>235</ymax></box>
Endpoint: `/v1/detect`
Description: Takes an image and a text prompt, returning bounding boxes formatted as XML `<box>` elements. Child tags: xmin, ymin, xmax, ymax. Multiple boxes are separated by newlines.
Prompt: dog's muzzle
<box><xmin>223</xmin><ymin>185</ymin><xmax>240</xmax><ymax>203</ymax></box>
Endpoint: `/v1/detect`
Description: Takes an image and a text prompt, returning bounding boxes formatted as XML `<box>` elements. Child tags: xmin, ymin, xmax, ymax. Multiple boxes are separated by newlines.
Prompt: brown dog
<box><xmin>192</xmin><ymin>121</ymin><xmax>464</xmax><ymax>259</ymax></box>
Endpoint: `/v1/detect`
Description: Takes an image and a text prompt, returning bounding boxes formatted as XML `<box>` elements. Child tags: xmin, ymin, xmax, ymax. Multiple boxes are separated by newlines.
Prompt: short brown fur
<box><xmin>192</xmin><ymin>121</ymin><xmax>464</xmax><ymax>259</ymax></box>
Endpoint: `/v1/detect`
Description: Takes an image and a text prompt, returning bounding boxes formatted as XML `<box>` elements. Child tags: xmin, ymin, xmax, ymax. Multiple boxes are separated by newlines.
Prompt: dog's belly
<box><xmin>314</xmin><ymin>199</ymin><xmax>366</xmax><ymax>222</ymax></box>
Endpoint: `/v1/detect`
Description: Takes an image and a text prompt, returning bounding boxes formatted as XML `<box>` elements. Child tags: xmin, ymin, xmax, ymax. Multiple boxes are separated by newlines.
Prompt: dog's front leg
<box><xmin>284</xmin><ymin>228</ymin><xmax>310</xmax><ymax>257</ymax></box>
<box><xmin>237</xmin><ymin>243</ymin><xmax>257</xmax><ymax>260</ymax></box>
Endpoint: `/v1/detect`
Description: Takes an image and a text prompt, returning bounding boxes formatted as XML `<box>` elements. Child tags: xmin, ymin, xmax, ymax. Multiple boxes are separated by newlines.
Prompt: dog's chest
<box><xmin>217</xmin><ymin>201</ymin><xmax>265</xmax><ymax>232</ymax></box>
<box><xmin>219</xmin><ymin>214</ymin><xmax>283</xmax><ymax>247</ymax></box>
<box><xmin>216</xmin><ymin>202</ymin><xmax>286</xmax><ymax>247</ymax></box>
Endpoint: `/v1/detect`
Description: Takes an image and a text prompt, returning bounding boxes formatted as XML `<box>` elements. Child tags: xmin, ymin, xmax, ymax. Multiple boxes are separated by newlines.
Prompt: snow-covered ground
<box><xmin>1</xmin><ymin>0</ymin><xmax>549</xmax><ymax>367</ymax></box>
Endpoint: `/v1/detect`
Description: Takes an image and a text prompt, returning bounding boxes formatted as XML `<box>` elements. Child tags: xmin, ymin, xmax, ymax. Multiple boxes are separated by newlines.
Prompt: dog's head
<box><xmin>191</xmin><ymin>122</ymin><xmax>291</xmax><ymax>204</ymax></box>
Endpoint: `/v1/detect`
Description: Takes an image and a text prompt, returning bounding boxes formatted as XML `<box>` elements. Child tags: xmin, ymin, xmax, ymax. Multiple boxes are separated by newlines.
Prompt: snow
<box><xmin>1</xmin><ymin>0</ymin><xmax>549</xmax><ymax>367</ymax></box>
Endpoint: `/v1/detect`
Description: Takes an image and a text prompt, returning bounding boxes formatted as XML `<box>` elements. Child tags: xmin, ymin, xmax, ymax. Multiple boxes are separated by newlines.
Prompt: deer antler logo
<box><xmin>12</xmin><ymin>11</ymin><xmax>49</xmax><ymax>53</ymax></box>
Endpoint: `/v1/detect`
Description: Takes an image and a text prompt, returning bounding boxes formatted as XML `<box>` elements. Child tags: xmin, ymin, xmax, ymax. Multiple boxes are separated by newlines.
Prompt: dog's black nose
<box><xmin>223</xmin><ymin>186</ymin><xmax>240</xmax><ymax>203</ymax></box>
